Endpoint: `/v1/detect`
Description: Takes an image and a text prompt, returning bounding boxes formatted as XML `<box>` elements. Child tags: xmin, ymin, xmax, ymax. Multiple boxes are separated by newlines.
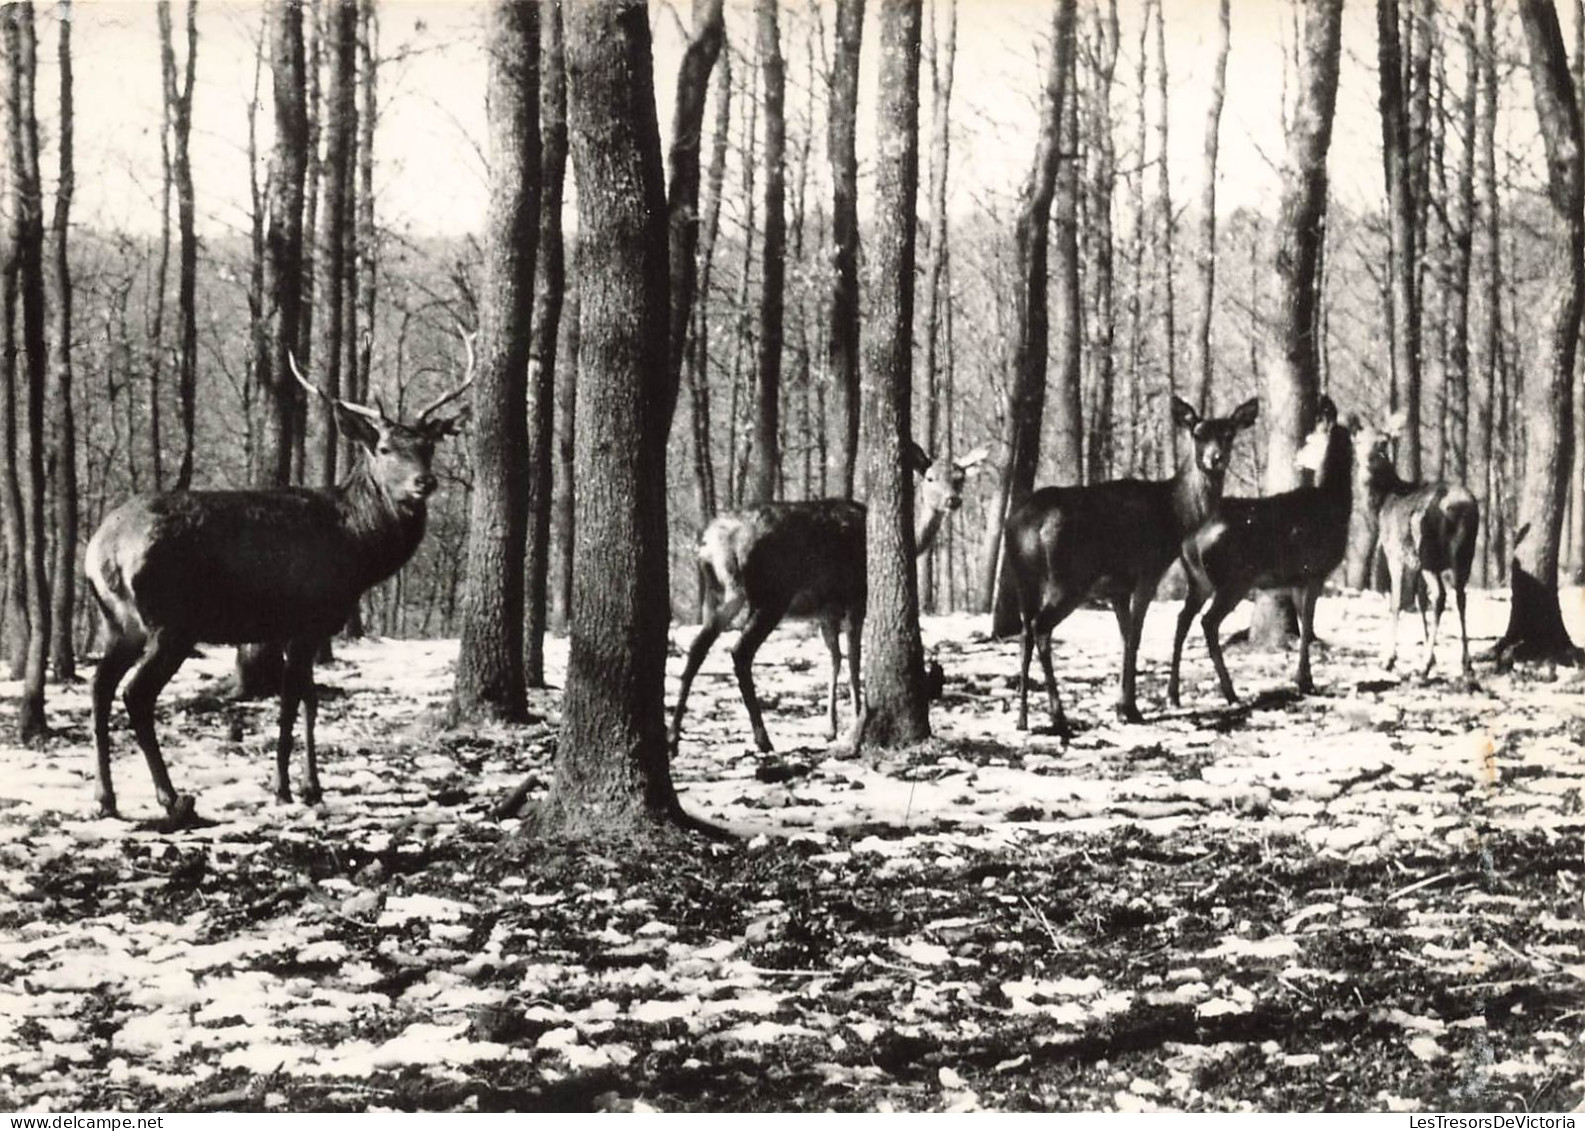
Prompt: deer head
<box><xmin>916</xmin><ymin>444</ymin><xmax>990</xmax><ymax>515</ymax></box>
<box><xmin>290</xmin><ymin>334</ymin><xmax>474</xmax><ymax>510</ymax></box>
<box><xmin>1173</xmin><ymin>396</ymin><xmax>1259</xmax><ymax>478</ymax></box>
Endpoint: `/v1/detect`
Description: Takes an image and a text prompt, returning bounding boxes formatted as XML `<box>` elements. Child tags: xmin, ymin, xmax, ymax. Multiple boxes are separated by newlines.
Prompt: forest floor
<box><xmin>1</xmin><ymin>586</ymin><xmax>1582</xmax><ymax>1113</ymax></box>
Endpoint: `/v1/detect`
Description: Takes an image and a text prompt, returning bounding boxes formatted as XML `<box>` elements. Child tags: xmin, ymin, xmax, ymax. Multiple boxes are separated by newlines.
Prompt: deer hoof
<box><xmin>96</xmin><ymin>794</ymin><xmax>118</xmax><ymax>819</ymax></box>
<box><xmin>1383</xmin><ymin>656</ymin><xmax>1397</xmax><ymax>673</ymax></box>
<box><xmin>1115</xmin><ymin>703</ymin><xmax>1144</xmax><ymax>725</ymax></box>
<box><xmin>301</xmin><ymin>784</ymin><xmax>323</xmax><ymax>806</ymax></box>
<box><xmin>275</xmin><ymin>785</ymin><xmax>294</xmax><ymax>805</ymax></box>
<box><xmin>753</xmin><ymin>735</ymin><xmax>774</xmax><ymax>754</ymax></box>
<box><xmin>164</xmin><ymin>794</ymin><xmax>197</xmax><ymax>828</ymax></box>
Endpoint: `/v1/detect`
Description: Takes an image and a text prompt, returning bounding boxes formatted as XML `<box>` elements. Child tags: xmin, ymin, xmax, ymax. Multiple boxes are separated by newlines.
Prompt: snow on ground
<box><xmin>0</xmin><ymin>586</ymin><xmax>1580</xmax><ymax>1111</ymax></box>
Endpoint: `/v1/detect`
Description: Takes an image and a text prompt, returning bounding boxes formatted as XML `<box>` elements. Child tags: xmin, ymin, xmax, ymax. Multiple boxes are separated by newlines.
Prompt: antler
<box><xmin>289</xmin><ymin>351</ymin><xmax>384</xmax><ymax>422</ymax></box>
<box><xmin>417</xmin><ymin>330</ymin><xmax>477</xmax><ymax>424</ymax></box>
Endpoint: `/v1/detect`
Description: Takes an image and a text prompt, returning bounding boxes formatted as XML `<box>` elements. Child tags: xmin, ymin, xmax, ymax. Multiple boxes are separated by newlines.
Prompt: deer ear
<box><xmin>1230</xmin><ymin>398</ymin><xmax>1259</xmax><ymax>430</ymax></box>
<box><xmin>333</xmin><ymin>402</ymin><xmax>383</xmax><ymax>451</ymax></box>
<box><xmin>1316</xmin><ymin>395</ymin><xmax>1338</xmax><ymax>426</ymax></box>
<box><xmin>904</xmin><ymin>441</ymin><xmax>932</xmax><ymax>475</ymax></box>
<box><xmin>1170</xmin><ymin>397</ymin><xmax>1199</xmax><ymax>430</ymax></box>
<box><xmin>425</xmin><ymin>406</ymin><xmax>470</xmax><ymax>439</ymax></box>
<box><xmin>954</xmin><ymin>445</ymin><xmax>990</xmax><ymax>472</ymax></box>
<box><xmin>1384</xmin><ymin>408</ymin><xmax>1408</xmax><ymax>437</ymax></box>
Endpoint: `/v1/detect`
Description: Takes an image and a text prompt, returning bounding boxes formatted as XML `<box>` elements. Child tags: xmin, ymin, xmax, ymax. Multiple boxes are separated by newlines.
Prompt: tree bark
<box><xmin>1379</xmin><ymin>0</ymin><xmax>1422</xmax><ymax>485</ymax></box>
<box><xmin>1050</xmin><ymin>48</ymin><xmax>1082</xmax><ymax>487</ymax></box>
<box><xmin>541</xmin><ymin>0</ymin><xmax>685</xmax><ymax>832</ymax></box>
<box><xmin>1152</xmin><ymin>0</ymin><xmax>1176</xmax><ymax>474</ymax></box>
<box><xmin>313</xmin><ymin>0</ymin><xmax>356</xmax><ymax>492</ymax></box>
<box><xmin>1493</xmin><ymin>0</ymin><xmax>1584</xmax><ymax>664</ymax></box>
<box><xmin>4</xmin><ymin>1</ymin><xmax>51</xmax><ymax>740</ymax></box>
<box><xmin>858</xmin><ymin>0</ymin><xmax>928</xmax><ymax>750</ymax></box>
<box><xmin>49</xmin><ymin>0</ymin><xmax>76</xmax><ymax>682</ymax></box>
<box><xmin>554</xmin><ymin>268</ymin><xmax>578</xmax><ymax>631</ymax></box>
<box><xmin>452</xmin><ymin>0</ymin><xmax>540</xmax><ymax>724</ymax></box>
<box><xmin>1082</xmin><ymin>1</ymin><xmax>1119</xmax><ymax>486</ymax></box>
<box><xmin>828</xmin><ymin>0</ymin><xmax>864</xmax><ymax>499</ymax></box>
<box><xmin>1249</xmin><ymin>0</ymin><xmax>1343</xmax><ymax>647</ymax></box>
<box><xmin>526</xmin><ymin>0</ymin><xmax>568</xmax><ymax>688</ymax></box>
<box><xmin>685</xmin><ymin>47</ymin><xmax>730</xmax><ymax>525</ymax></box>
<box><xmin>159</xmin><ymin>0</ymin><xmax>199</xmax><ymax>489</ymax></box>
<box><xmin>984</xmin><ymin>0</ymin><xmax>1076</xmax><ymax>636</ymax></box>
<box><xmin>1191</xmin><ymin>0</ymin><xmax>1230</xmax><ymax>417</ymax></box>
<box><xmin>0</xmin><ymin>213</ymin><xmax>24</xmax><ymax>679</ymax></box>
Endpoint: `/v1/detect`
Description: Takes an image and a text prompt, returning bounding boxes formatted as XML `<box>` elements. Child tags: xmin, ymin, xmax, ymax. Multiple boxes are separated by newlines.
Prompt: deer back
<box><xmin>698</xmin><ymin>500</ymin><xmax>868</xmax><ymax>623</ymax></box>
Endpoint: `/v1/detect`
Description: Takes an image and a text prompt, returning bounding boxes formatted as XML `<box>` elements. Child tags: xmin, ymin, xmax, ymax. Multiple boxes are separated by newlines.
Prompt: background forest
<box><xmin>0</xmin><ymin>0</ymin><xmax>1582</xmax><ymax>731</ymax></box>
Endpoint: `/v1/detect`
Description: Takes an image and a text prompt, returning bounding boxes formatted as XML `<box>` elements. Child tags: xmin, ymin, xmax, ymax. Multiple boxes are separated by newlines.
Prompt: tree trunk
<box><xmin>526</xmin><ymin>0</ymin><xmax>568</xmax><ymax>688</ymax></box>
<box><xmin>748</xmin><ymin>0</ymin><xmax>785</xmax><ymax>505</ymax></box>
<box><xmin>984</xmin><ymin>0</ymin><xmax>1076</xmax><ymax>636</ymax></box>
<box><xmin>1</xmin><ymin>231</ymin><xmax>24</xmax><ymax>679</ymax></box>
<box><xmin>313</xmin><ymin>0</ymin><xmax>356</xmax><ymax>492</ymax></box>
<box><xmin>857</xmin><ymin>0</ymin><xmax>928</xmax><ymax>751</ymax></box>
<box><xmin>1379</xmin><ymin>0</ymin><xmax>1422</xmax><ymax>486</ymax></box>
<box><xmin>540</xmin><ymin>0</ymin><xmax>685</xmax><ymax>833</ymax></box>
<box><xmin>1493</xmin><ymin>0</ymin><xmax>1584</xmax><ymax>664</ymax></box>
<box><xmin>1051</xmin><ymin>49</ymin><xmax>1083</xmax><ymax>486</ymax></box>
<box><xmin>1447</xmin><ymin>0</ymin><xmax>1476</xmax><ymax>487</ymax></box>
<box><xmin>1082</xmin><ymin>2</ymin><xmax>1119</xmax><ymax>486</ymax></box>
<box><xmin>1191</xmin><ymin>0</ymin><xmax>1229</xmax><ymax>416</ymax></box>
<box><xmin>452</xmin><ymin>0</ymin><xmax>540</xmax><ymax>725</ymax></box>
<box><xmin>686</xmin><ymin>47</ymin><xmax>730</xmax><ymax>526</ymax></box>
<box><xmin>237</xmin><ymin>0</ymin><xmax>310</xmax><ymax>698</ymax></box>
<box><xmin>49</xmin><ymin>0</ymin><xmax>76</xmax><ymax>682</ymax></box>
<box><xmin>159</xmin><ymin>0</ymin><xmax>199</xmax><ymax>489</ymax></box>
<box><xmin>5</xmin><ymin>1</ymin><xmax>52</xmax><ymax>741</ymax></box>
<box><xmin>554</xmin><ymin>269</ymin><xmax>578</xmax><ymax>631</ymax></box>
<box><xmin>1249</xmin><ymin>0</ymin><xmax>1343</xmax><ymax>648</ymax></box>
<box><xmin>919</xmin><ymin>0</ymin><xmax>956</xmax><ymax>613</ymax></box>
<box><xmin>355</xmin><ymin>0</ymin><xmax>376</xmax><ymax>408</ymax></box>
<box><xmin>1152</xmin><ymin>0</ymin><xmax>1176</xmax><ymax>473</ymax></box>
<box><xmin>828</xmin><ymin>0</ymin><xmax>864</xmax><ymax>499</ymax></box>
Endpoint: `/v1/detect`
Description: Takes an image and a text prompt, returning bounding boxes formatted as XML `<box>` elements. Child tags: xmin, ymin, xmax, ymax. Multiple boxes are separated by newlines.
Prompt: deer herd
<box><xmin>79</xmin><ymin>344</ymin><xmax>1480</xmax><ymax>824</ymax></box>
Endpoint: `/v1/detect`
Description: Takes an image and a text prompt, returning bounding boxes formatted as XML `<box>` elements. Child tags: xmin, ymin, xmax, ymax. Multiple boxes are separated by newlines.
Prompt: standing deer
<box><xmin>669</xmin><ymin>443</ymin><xmax>987</xmax><ymax>754</ymax></box>
<box><xmin>1003</xmin><ymin>395</ymin><xmax>1259</xmax><ymax>734</ymax></box>
<box><xmin>1168</xmin><ymin>395</ymin><xmax>1352</xmax><ymax>707</ymax></box>
<box><xmin>85</xmin><ymin>345</ymin><xmax>472</xmax><ymax>824</ymax></box>
<box><xmin>1354</xmin><ymin>412</ymin><xmax>1479</xmax><ymax>678</ymax></box>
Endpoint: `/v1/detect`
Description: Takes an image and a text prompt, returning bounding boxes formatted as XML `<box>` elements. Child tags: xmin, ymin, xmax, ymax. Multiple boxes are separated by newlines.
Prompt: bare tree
<box><xmin>981</xmin><ymin>0</ymin><xmax>1076</xmax><ymax>634</ymax></box>
<box><xmin>828</xmin><ymin>0</ymin><xmax>863</xmax><ymax>498</ymax></box>
<box><xmin>857</xmin><ymin>0</ymin><xmax>928</xmax><ymax>749</ymax></box>
<box><xmin>158</xmin><ymin>0</ymin><xmax>198</xmax><ymax>489</ymax></box>
<box><xmin>526</xmin><ymin>0</ymin><xmax>569</xmax><ymax>688</ymax></box>
<box><xmin>537</xmin><ymin>0</ymin><xmax>690</xmax><ymax>832</ymax></box>
<box><xmin>1249</xmin><ymin>0</ymin><xmax>1343</xmax><ymax>648</ymax></box>
<box><xmin>1492</xmin><ymin>0</ymin><xmax>1583</xmax><ymax>664</ymax></box>
<box><xmin>1190</xmin><ymin>0</ymin><xmax>1230</xmax><ymax>416</ymax></box>
<box><xmin>749</xmin><ymin>0</ymin><xmax>785</xmax><ymax>504</ymax></box>
<box><xmin>4</xmin><ymin>0</ymin><xmax>51</xmax><ymax>740</ymax></box>
<box><xmin>919</xmin><ymin>0</ymin><xmax>956</xmax><ymax>612</ymax></box>
<box><xmin>49</xmin><ymin>0</ymin><xmax>77</xmax><ymax>681</ymax></box>
<box><xmin>452</xmin><ymin>0</ymin><xmax>540</xmax><ymax>724</ymax></box>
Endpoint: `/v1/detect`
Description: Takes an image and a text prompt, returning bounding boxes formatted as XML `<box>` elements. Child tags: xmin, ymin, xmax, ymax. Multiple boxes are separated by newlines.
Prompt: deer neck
<box><xmin>1318</xmin><ymin>428</ymin><xmax>1354</xmax><ymax>512</ymax></box>
<box><xmin>1167</xmin><ymin>454</ymin><xmax>1225</xmax><ymax>536</ymax></box>
<box><xmin>1364</xmin><ymin>458</ymin><xmax>1413</xmax><ymax>512</ymax></box>
<box><xmin>336</xmin><ymin>462</ymin><xmax>429</xmax><ymax>587</ymax></box>
<box><xmin>914</xmin><ymin>500</ymin><xmax>951</xmax><ymax>557</ymax></box>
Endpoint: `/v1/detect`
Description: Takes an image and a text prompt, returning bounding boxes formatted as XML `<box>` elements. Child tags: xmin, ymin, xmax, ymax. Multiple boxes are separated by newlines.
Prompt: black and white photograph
<box><xmin>0</xmin><ymin>0</ymin><xmax>1581</xmax><ymax>1114</ymax></box>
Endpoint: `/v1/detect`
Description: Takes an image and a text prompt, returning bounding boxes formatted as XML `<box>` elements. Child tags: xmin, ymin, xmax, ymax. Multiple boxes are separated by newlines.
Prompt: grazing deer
<box><xmin>1354</xmin><ymin>412</ymin><xmax>1479</xmax><ymax>678</ymax></box>
<box><xmin>1167</xmin><ymin>394</ymin><xmax>1352</xmax><ymax>707</ymax></box>
<box><xmin>85</xmin><ymin>344</ymin><xmax>473</xmax><ymax>824</ymax></box>
<box><xmin>1003</xmin><ymin>395</ymin><xmax>1259</xmax><ymax>734</ymax></box>
<box><xmin>669</xmin><ymin>444</ymin><xmax>988</xmax><ymax>754</ymax></box>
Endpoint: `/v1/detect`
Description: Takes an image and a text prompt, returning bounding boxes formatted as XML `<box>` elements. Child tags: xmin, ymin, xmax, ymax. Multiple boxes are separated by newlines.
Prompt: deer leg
<box><xmin>843</xmin><ymin>617</ymin><xmax>864</xmax><ymax>747</ymax></box>
<box><xmin>1169</xmin><ymin>585</ymin><xmax>1209</xmax><ymax>708</ymax></box>
<box><xmin>1017</xmin><ymin>615</ymin><xmax>1036</xmax><ymax>731</ymax></box>
<box><xmin>1201</xmin><ymin>587</ymin><xmax>1245</xmax><ymax>705</ymax></box>
<box><xmin>1296</xmin><ymin>580</ymin><xmax>1322</xmax><ymax>695</ymax></box>
<box><xmin>1383</xmin><ymin>554</ymin><xmax>1406</xmax><ymax>672</ymax></box>
<box><xmin>1420</xmin><ymin>570</ymin><xmax>1447</xmax><ymax>678</ymax></box>
<box><xmin>282</xmin><ymin>639</ymin><xmax>323</xmax><ymax>805</ymax></box>
<box><xmin>1035</xmin><ymin>627</ymin><xmax>1066</xmax><ymax>737</ymax></box>
<box><xmin>731</xmin><ymin>604</ymin><xmax>786</xmax><ymax>753</ymax></box>
<box><xmin>669</xmin><ymin>614</ymin><xmax>729</xmax><ymax>752</ymax></box>
<box><xmin>820</xmin><ymin>618</ymin><xmax>842</xmax><ymax>741</ymax></box>
<box><xmin>1453</xmin><ymin>579</ymin><xmax>1472</xmax><ymax>678</ymax></box>
<box><xmin>92</xmin><ymin>629</ymin><xmax>144</xmax><ymax>818</ymax></box>
<box><xmin>123</xmin><ymin>629</ymin><xmax>195</xmax><ymax>821</ymax></box>
<box><xmin>1114</xmin><ymin>584</ymin><xmax>1152</xmax><ymax>723</ymax></box>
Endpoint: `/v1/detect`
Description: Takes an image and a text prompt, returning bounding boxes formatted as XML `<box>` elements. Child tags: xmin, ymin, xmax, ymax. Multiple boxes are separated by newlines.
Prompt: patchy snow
<box><xmin>1</xmin><ymin>588</ymin><xmax>1581</xmax><ymax>1112</ymax></box>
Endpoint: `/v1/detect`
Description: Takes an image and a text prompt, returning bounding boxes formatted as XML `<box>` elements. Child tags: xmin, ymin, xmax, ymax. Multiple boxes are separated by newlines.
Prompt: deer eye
<box><xmin>377</xmin><ymin>442</ymin><xmax>392</xmax><ymax>456</ymax></box>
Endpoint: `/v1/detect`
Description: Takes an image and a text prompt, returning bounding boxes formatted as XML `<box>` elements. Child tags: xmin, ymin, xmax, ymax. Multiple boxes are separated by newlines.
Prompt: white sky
<box><xmin>47</xmin><ymin>0</ymin><xmax>1546</xmax><ymax>241</ymax></box>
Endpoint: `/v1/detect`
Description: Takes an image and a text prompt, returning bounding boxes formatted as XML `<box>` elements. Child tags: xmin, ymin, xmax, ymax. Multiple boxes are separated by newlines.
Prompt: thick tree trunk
<box><xmin>1494</xmin><ymin>0</ymin><xmax>1584</xmax><ymax>664</ymax></box>
<box><xmin>857</xmin><ymin>0</ymin><xmax>928</xmax><ymax>751</ymax></box>
<box><xmin>1379</xmin><ymin>0</ymin><xmax>1422</xmax><ymax>488</ymax></box>
<box><xmin>828</xmin><ymin>0</ymin><xmax>864</xmax><ymax>499</ymax></box>
<box><xmin>1249</xmin><ymin>0</ymin><xmax>1343</xmax><ymax>648</ymax></box>
<box><xmin>452</xmin><ymin>0</ymin><xmax>540</xmax><ymax>724</ymax></box>
<box><xmin>49</xmin><ymin>0</ymin><xmax>76</xmax><ymax>682</ymax></box>
<box><xmin>237</xmin><ymin>0</ymin><xmax>309</xmax><ymax>698</ymax></box>
<box><xmin>749</xmin><ymin>0</ymin><xmax>785</xmax><ymax>505</ymax></box>
<box><xmin>5</xmin><ymin>2</ymin><xmax>52</xmax><ymax>740</ymax></box>
<box><xmin>1</xmin><ymin>243</ymin><xmax>24</xmax><ymax>679</ymax></box>
<box><xmin>1447</xmin><ymin>0</ymin><xmax>1476</xmax><ymax>487</ymax></box>
<box><xmin>1082</xmin><ymin>2</ymin><xmax>1119</xmax><ymax>486</ymax></box>
<box><xmin>542</xmin><ymin>0</ymin><xmax>685</xmax><ymax>831</ymax></box>
<box><xmin>313</xmin><ymin>0</ymin><xmax>356</xmax><ymax>492</ymax></box>
<box><xmin>554</xmin><ymin>271</ymin><xmax>578</xmax><ymax>631</ymax></box>
<box><xmin>526</xmin><ymin>0</ymin><xmax>568</xmax><ymax>688</ymax></box>
<box><xmin>1152</xmin><ymin>0</ymin><xmax>1176</xmax><ymax>473</ymax></box>
<box><xmin>984</xmin><ymin>0</ymin><xmax>1076</xmax><ymax>636</ymax></box>
<box><xmin>1050</xmin><ymin>52</ymin><xmax>1083</xmax><ymax>486</ymax></box>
